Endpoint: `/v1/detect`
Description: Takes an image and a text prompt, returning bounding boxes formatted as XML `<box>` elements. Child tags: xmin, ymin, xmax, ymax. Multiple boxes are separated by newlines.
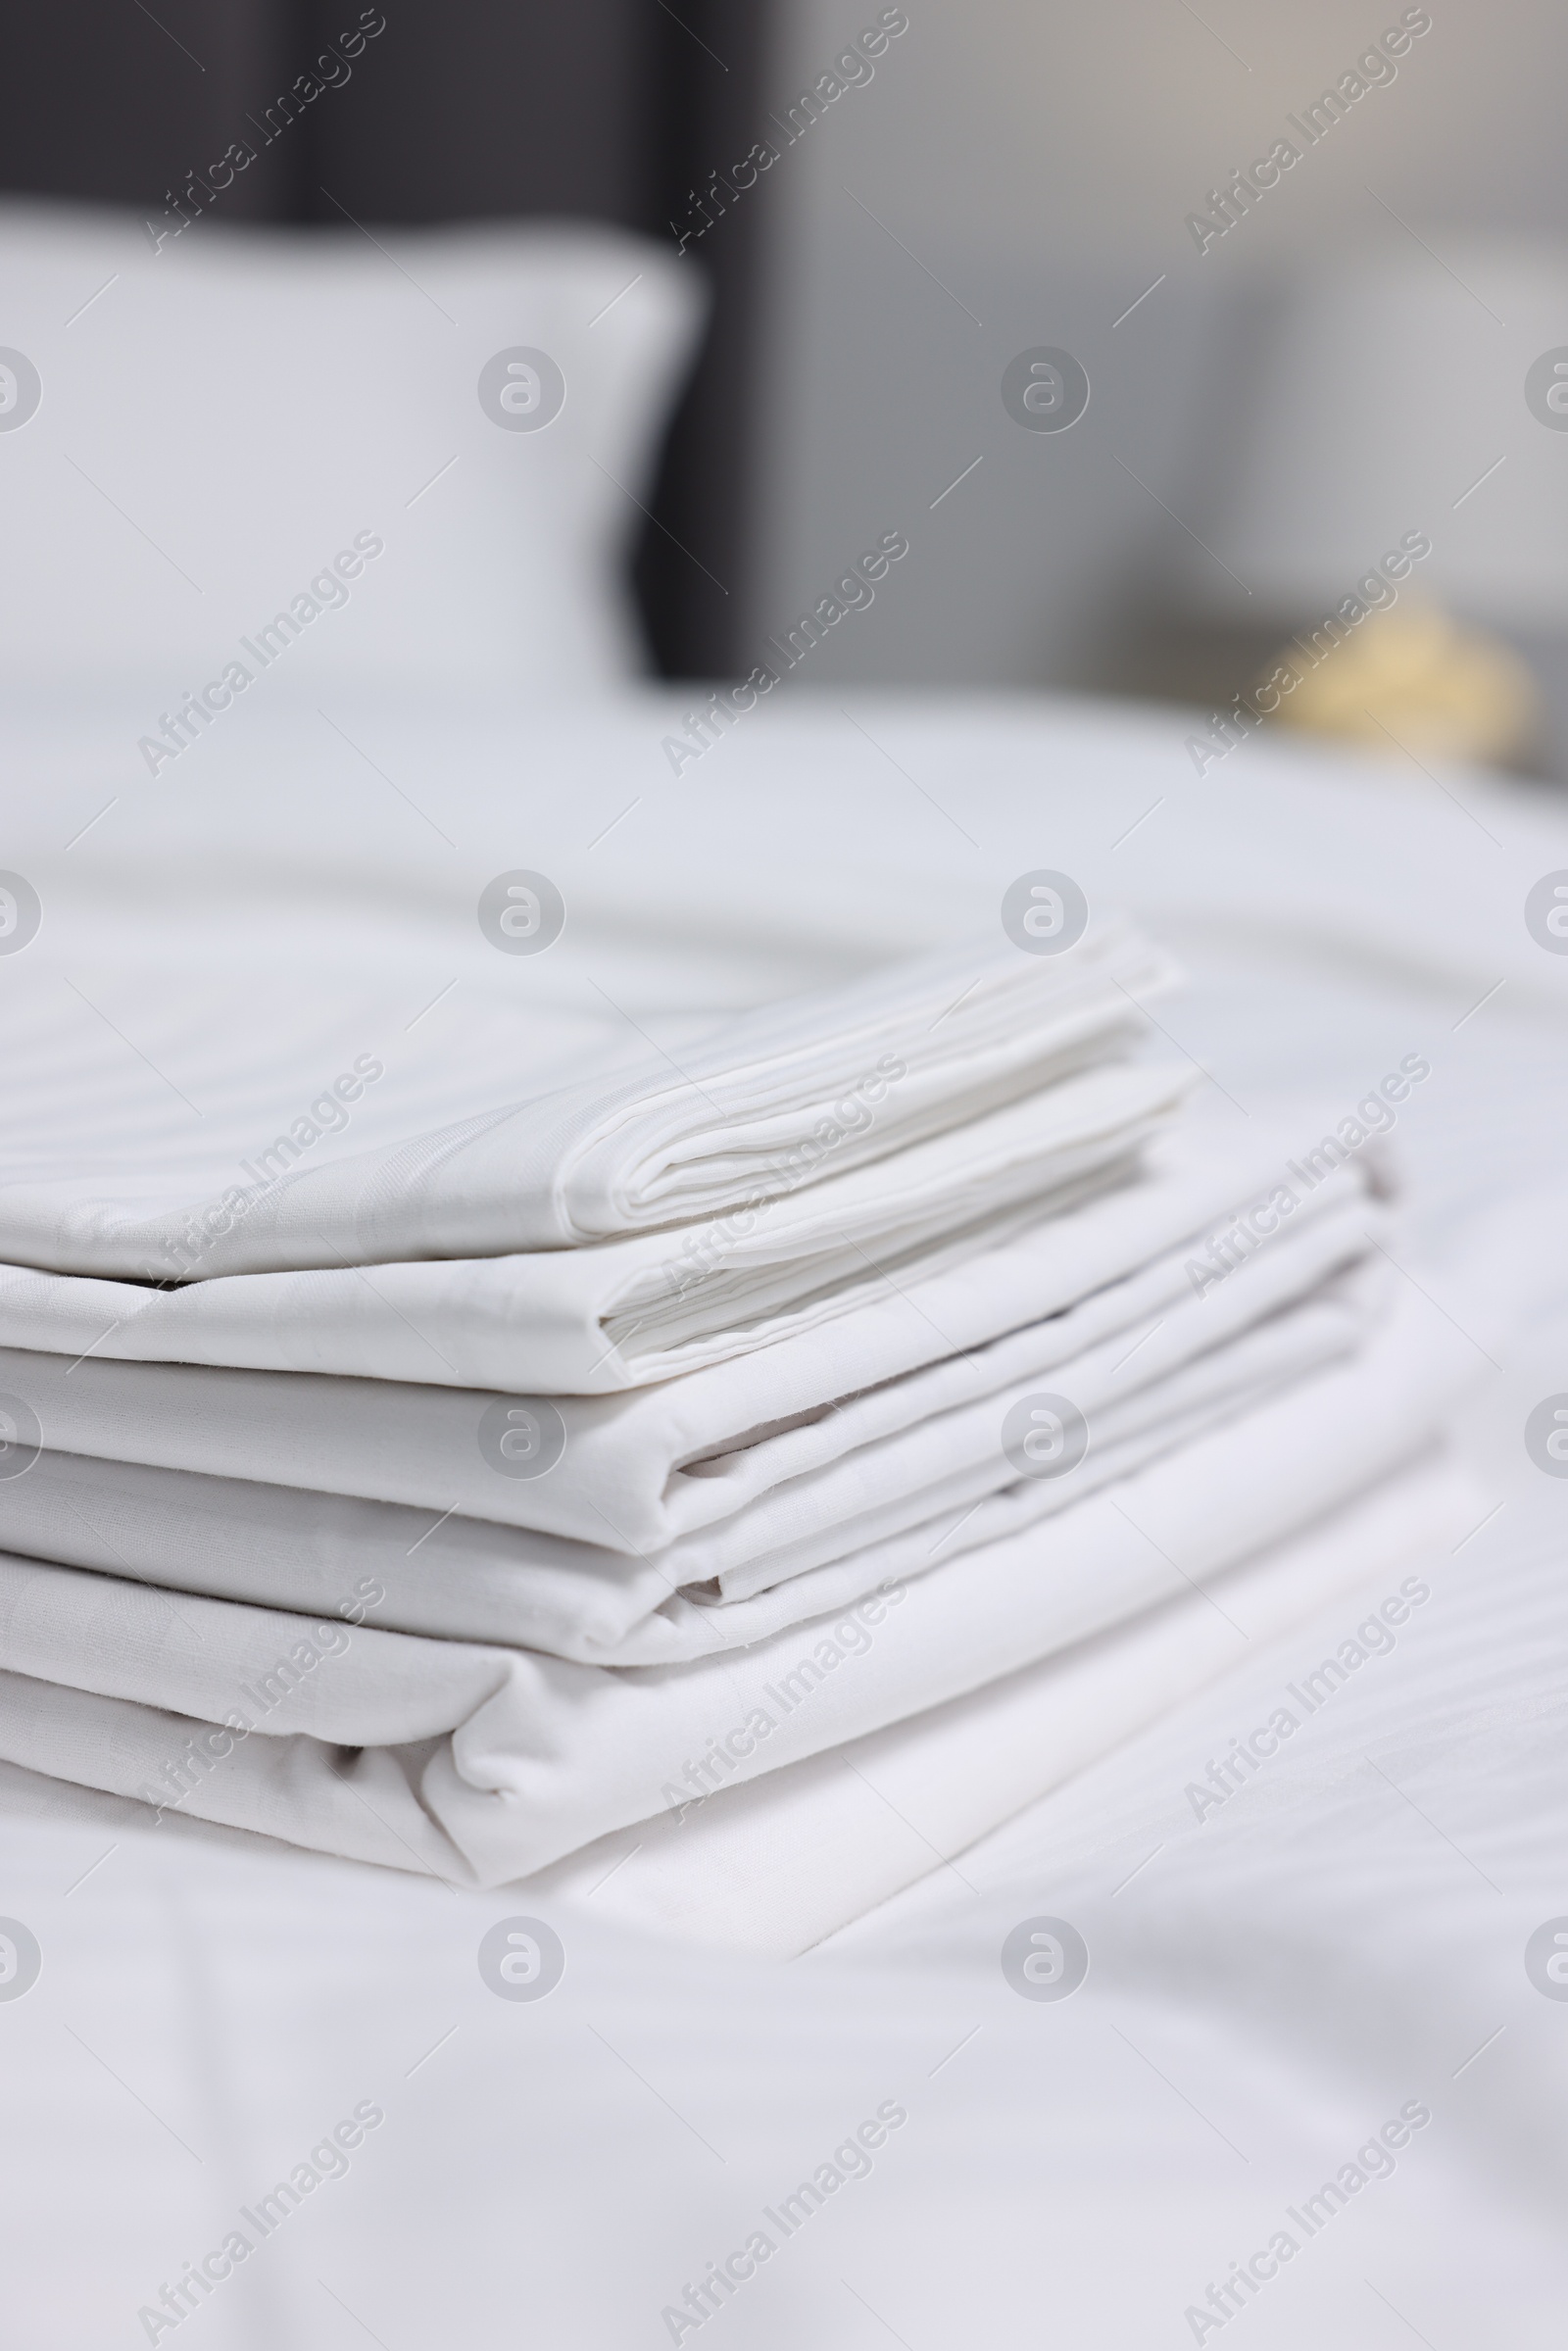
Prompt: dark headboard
<box><xmin>0</xmin><ymin>0</ymin><xmax>774</xmax><ymax>677</ymax></box>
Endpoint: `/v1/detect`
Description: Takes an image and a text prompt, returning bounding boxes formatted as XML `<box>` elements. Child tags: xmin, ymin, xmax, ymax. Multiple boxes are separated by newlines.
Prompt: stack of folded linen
<box><xmin>0</xmin><ymin>920</ymin><xmax>1492</xmax><ymax>1927</ymax></box>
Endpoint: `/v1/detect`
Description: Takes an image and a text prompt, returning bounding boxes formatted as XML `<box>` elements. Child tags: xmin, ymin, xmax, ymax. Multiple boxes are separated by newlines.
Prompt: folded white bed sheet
<box><xmin>0</xmin><ymin>923</ymin><xmax>1174</xmax><ymax>1281</ymax></box>
<box><xmin>0</xmin><ymin>1268</ymin><xmax>1492</xmax><ymax>1885</ymax></box>
<box><xmin>526</xmin><ymin>1450</ymin><xmax>1480</xmax><ymax>1955</ymax></box>
<box><xmin>0</xmin><ymin>1061</ymin><xmax>1188</xmax><ymax>1391</ymax></box>
<box><xmin>0</xmin><ymin>1252</ymin><xmax>1371</xmax><ymax>1664</ymax></box>
<box><xmin>0</xmin><ymin>1134</ymin><xmax>1374</xmax><ymax>1546</ymax></box>
<box><xmin>0</xmin><ymin>1450</ymin><xmax>1481</xmax><ymax>1964</ymax></box>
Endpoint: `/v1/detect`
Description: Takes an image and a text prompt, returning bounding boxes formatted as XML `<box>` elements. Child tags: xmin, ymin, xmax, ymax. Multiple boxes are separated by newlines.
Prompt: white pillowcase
<box><xmin>0</xmin><ymin>201</ymin><xmax>704</xmax><ymax>690</ymax></box>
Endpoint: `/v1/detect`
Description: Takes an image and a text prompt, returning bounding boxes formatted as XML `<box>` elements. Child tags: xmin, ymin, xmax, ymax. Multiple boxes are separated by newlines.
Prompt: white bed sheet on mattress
<box><xmin>1</xmin><ymin>684</ymin><xmax>1565</xmax><ymax>2345</ymax></box>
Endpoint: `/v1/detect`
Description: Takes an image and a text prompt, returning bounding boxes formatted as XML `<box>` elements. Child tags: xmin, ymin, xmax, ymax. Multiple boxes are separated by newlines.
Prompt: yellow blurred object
<box><xmin>1264</xmin><ymin>601</ymin><xmax>1542</xmax><ymax>767</ymax></box>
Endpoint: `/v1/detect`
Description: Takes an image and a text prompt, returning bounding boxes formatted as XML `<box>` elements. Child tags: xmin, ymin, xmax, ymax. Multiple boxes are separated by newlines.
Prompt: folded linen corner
<box><xmin>0</xmin><ymin>921</ymin><xmax>1176</xmax><ymax>1280</ymax></box>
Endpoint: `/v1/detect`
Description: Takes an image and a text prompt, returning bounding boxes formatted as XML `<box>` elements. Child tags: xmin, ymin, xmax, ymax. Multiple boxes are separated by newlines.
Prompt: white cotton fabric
<box><xmin>0</xmin><ymin>1060</ymin><xmax>1189</xmax><ymax>1393</ymax></box>
<box><xmin>0</xmin><ymin>1452</ymin><xmax>1474</xmax><ymax>1915</ymax></box>
<box><xmin>0</xmin><ymin>1135</ymin><xmax>1374</xmax><ymax>1544</ymax></box>
<box><xmin>523</xmin><ymin>1451</ymin><xmax>1481</xmax><ymax>1954</ymax></box>
<box><xmin>6</xmin><ymin>694</ymin><xmax>1568</xmax><ymax>2351</ymax></box>
<box><xmin>0</xmin><ymin>1263</ymin><xmax>1498</xmax><ymax>1886</ymax></box>
<box><xmin>0</xmin><ymin>923</ymin><xmax>1174</xmax><ymax>1281</ymax></box>
<box><xmin>1</xmin><ymin>688</ymin><xmax>1554</xmax><ymax>1923</ymax></box>
<box><xmin>0</xmin><ymin>1240</ymin><xmax>1374</xmax><ymax>1665</ymax></box>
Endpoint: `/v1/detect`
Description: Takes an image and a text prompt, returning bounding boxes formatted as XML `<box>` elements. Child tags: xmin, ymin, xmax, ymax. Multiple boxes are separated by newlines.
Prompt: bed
<box><xmin>1</xmin><ymin>205</ymin><xmax>1564</xmax><ymax>2344</ymax></box>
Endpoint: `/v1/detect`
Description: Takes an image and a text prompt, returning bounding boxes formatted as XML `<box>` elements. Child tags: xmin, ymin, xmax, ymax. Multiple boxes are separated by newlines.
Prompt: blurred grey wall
<box><xmin>742</xmin><ymin>0</ymin><xmax>1568</xmax><ymax>699</ymax></box>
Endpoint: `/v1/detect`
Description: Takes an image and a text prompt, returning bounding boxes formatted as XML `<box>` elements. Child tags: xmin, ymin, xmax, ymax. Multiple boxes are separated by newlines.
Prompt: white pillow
<box><xmin>0</xmin><ymin>202</ymin><xmax>704</xmax><ymax>693</ymax></box>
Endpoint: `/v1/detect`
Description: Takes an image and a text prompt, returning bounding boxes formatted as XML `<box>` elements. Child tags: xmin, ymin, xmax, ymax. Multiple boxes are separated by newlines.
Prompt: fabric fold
<box><xmin>0</xmin><ymin>1265</ymin><xmax>1496</xmax><ymax>1885</ymax></box>
<box><xmin>0</xmin><ymin>1136</ymin><xmax>1377</xmax><ymax>1538</ymax></box>
<box><xmin>0</xmin><ymin>874</ymin><xmax>1517</xmax><ymax>1921</ymax></box>
<box><xmin>526</xmin><ymin>1451</ymin><xmax>1482</xmax><ymax>1955</ymax></box>
<box><xmin>0</xmin><ymin>1060</ymin><xmax>1190</xmax><ymax>1389</ymax></box>
<box><xmin>0</xmin><ymin>1249</ymin><xmax>1373</xmax><ymax>1664</ymax></box>
<box><xmin>0</xmin><ymin>923</ymin><xmax>1175</xmax><ymax>1279</ymax></box>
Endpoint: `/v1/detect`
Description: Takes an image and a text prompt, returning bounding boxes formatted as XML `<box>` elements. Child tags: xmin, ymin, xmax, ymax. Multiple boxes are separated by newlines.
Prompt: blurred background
<box><xmin>6</xmin><ymin>0</ymin><xmax>1568</xmax><ymax>770</ymax></box>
